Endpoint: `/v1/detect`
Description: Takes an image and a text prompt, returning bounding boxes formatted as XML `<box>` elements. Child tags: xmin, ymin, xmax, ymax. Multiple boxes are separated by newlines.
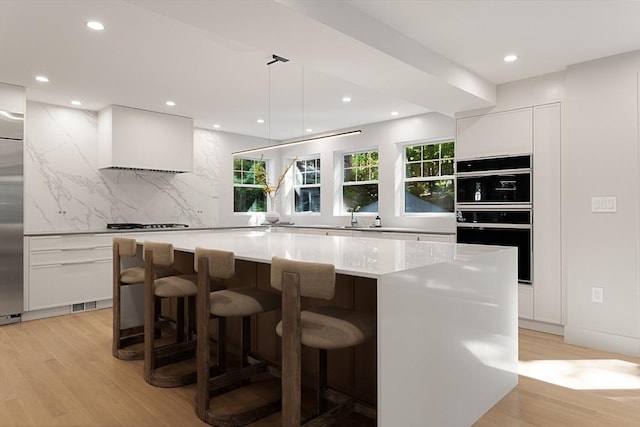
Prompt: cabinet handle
<box><xmin>31</xmin><ymin>263</ymin><xmax>63</xmax><ymax>269</ymax></box>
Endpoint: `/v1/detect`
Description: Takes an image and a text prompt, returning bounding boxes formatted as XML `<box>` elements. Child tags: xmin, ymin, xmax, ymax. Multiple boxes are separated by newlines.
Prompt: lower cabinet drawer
<box><xmin>30</xmin><ymin>247</ymin><xmax>112</xmax><ymax>266</ymax></box>
<box><xmin>28</xmin><ymin>260</ymin><xmax>112</xmax><ymax>310</ymax></box>
<box><xmin>417</xmin><ymin>233</ymin><xmax>453</xmax><ymax>243</ymax></box>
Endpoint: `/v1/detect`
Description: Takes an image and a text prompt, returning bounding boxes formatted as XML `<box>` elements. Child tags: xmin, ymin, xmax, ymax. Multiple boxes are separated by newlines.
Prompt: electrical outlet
<box><xmin>592</xmin><ymin>286</ymin><xmax>604</xmax><ymax>303</ymax></box>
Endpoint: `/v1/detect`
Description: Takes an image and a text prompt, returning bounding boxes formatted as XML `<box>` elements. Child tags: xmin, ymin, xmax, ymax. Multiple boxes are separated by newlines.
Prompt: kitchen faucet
<box><xmin>350</xmin><ymin>209</ymin><xmax>358</xmax><ymax>226</ymax></box>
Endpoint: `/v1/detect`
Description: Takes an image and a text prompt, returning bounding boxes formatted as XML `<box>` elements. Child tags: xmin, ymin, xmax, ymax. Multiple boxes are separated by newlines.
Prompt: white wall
<box><xmin>564</xmin><ymin>51</ymin><xmax>640</xmax><ymax>355</ymax></box>
<box><xmin>270</xmin><ymin>113</ymin><xmax>457</xmax><ymax>231</ymax></box>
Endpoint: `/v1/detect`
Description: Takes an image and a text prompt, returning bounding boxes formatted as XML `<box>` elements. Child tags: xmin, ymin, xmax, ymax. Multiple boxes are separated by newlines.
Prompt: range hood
<box><xmin>98</xmin><ymin>105</ymin><xmax>193</xmax><ymax>173</ymax></box>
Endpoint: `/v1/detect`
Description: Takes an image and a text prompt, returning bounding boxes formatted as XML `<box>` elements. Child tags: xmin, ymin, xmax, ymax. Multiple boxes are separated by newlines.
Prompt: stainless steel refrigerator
<box><xmin>0</xmin><ymin>109</ymin><xmax>24</xmax><ymax>325</ymax></box>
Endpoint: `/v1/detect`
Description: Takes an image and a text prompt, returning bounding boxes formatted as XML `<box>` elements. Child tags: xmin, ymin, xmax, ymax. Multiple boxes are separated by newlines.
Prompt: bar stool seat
<box><xmin>210</xmin><ymin>287</ymin><xmax>280</xmax><ymax>317</ymax></box>
<box><xmin>154</xmin><ymin>274</ymin><xmax>198</xmax><ymax>297</ymax></box>
<box><xmin>120</xmin><ymin>266</ymin><xmax>145</xmax><ymax>284</ymax></box>
<box><xmin>276</xmin><ymin>306</ymin><xmax>374</xmax><ymax>350</ymax></box>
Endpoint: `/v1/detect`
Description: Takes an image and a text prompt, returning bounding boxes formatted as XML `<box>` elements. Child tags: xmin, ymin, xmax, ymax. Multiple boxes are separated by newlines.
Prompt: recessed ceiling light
<box><xmin>165</xmin><ymin>101</ymin><xmax>176</xmax><ymax>106</ymax></box>
<box><xmin>71</xmin><ymin>100</ymin><xmax>82</xmax><ymax>106</ymax></box>
<box><xmin>504</xmin><ymin>54</ymin><xmax>518</xmax><ymax>63</ymax></box>
<box><xmin>342</xmin><ymin>96</ymin><xmax>352</xmax><ymax>103</ymax></box>
<box><xmin>86</xmin><ymin>21</ymin><xmax>105</xmax><ymax>31</ymax></box>
<box><xmin>390</xmin><ymin>111</ymin><xmax>399</xmax><ymax>116</ymax></box>
<box><xmin>257</xmin><ymin>119</ymin><xmax>265</xmax><ymax>124</ymax></box>
<box><xmin>306</xmin><ymin>128</ymin><xmax>313</xmax><ymax>133</ymax></box>
<box><xmin>35</xmin><ymin>75</ymin><xmax>49</xmax><ymax>83</ymax></box>
<box><xmin>213</xmin><ymin>124</ymin><xmax>221</xmax><ymax>129</ymax></box>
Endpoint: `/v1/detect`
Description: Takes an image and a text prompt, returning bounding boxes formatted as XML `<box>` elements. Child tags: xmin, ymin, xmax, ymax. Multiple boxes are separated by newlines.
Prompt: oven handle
<box><xmin>456</xmin><ymin>169</ymin><xmax>531</xmax><ymax>178</ymax></box>
<box><xmin>456</xmin><ymin>223</ymin><xmax>532</xmax><ymax>229</ymax></box>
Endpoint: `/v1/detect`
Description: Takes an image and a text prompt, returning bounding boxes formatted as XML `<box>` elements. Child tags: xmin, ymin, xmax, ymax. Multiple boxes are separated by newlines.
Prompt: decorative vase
<box><xmin>265</xmin><ymin>194</ymin><xmax>280</xmax><ymax>223</ymax></box>
<box><xmin>264</xmin><ymin>211</ymin><xmax>281</xmax><ymax>224</ymax></box>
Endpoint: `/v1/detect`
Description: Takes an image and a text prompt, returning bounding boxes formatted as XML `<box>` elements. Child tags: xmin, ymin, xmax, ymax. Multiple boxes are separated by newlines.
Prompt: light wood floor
<box><xmin>0</xmin><ymin>309</ymin><xmax>638</xmax><ymax>427</ymax></box>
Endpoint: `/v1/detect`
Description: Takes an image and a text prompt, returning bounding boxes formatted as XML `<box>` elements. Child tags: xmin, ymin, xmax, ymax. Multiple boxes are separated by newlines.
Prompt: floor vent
<box><xmin>72</xmin><ymin>303</ymin><xmax>85</xmax><ymax>312</ymax></box>
<box><xmin>85</xmin><ymin>301</ymin><xmax>97</xmax><ymax>310</ymax></box>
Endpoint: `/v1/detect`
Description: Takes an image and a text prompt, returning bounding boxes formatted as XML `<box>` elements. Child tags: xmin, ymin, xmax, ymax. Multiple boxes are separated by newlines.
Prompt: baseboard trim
<box><xmin>518</xmin><ymin>318</ymin><xmax>564</xmax><ymax>335</ymax></box>
<box><xmin>564</xmin><ymin>326</ymin><xmax>640</xmax><ymax>357</ymax></box>
<box><xmin>22</xmin><ymin>299</ymin><xmax>113</xmax><ymax>322</ymax></box>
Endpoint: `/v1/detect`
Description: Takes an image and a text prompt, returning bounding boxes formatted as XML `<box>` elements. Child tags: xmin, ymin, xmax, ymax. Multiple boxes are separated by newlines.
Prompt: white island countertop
<box><xmin>140</xmin><ymin>229</ymin><xmax>518</xmax><ymax>426</ymax></box>
<box><xmin>140</xmin><ymin>229</ymin><xmax>486</xmax><ymax>278</ymax></box>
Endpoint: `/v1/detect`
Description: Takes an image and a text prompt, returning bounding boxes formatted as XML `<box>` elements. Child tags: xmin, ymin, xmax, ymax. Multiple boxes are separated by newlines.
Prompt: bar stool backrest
<box><xmin>114</xmin><ymin>237</ymin><xmax>137</xmax><ymax>258</ymax></box>
<box><xmin>142</xmin><ymin>241</ymin><xmax>174</xmax><ymax>267</ymax></box>
<box><xmin>270</xmin><ymin>256</ymin><xmax>335</xmax><ymax>300</ymax></box>
<box><xmin>194</xmin><ymin>247</ymin><xmax>235</xmax><ymax>279</ymax></box>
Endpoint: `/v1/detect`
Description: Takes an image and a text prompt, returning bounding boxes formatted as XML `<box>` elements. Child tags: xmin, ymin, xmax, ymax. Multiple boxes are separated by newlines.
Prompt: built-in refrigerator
<box><xmin>0</xmin><ymin>108</ymin><xmax>24</xmax><ymax>325</ymax></box>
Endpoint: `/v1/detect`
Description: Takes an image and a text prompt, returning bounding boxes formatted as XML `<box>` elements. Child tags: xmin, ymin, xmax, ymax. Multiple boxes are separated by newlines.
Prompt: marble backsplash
<box><xmin>24</xmin><ymin>102</ymin><xmax>220</xmax><ymax>233</ymax></box>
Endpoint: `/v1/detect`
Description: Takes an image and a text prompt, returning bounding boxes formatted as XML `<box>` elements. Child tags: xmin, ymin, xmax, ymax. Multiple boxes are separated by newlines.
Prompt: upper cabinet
<box><xmin>98</xmin><ymin>105</ymin><xmax>193</xmax><ymax>173</ymax></box>
<box><xmin>456</xmin><ymin>108</ymin><xmax>533</xmax><ymax>159</ymax></box>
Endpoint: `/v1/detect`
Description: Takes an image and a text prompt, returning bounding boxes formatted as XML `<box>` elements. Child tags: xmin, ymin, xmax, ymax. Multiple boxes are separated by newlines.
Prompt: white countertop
<box><xmin>140</xmin><ymin>229</ymin><xmax>498</xmax><ymax>278</ymax></box>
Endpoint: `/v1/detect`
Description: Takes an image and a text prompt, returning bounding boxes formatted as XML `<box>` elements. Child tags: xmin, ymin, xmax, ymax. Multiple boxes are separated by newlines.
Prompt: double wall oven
<box><xmin>455</xmin><ymin>155</ymin><xmax>533</xmax><ymax>284</ymax></box>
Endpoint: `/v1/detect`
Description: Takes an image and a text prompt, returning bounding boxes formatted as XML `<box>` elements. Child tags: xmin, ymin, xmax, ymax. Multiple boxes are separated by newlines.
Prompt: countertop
<box><xmin>272</xmin><ymin>224</ymin><xmax>454</xmax><ymax>235</ymax></box>
<box><xmin>25</xmin><ymin>224</ymin><xmax>454</xmax><ymax>237</ymax></box>
<box><xmin>141</xmin><ymin>229</ymin><xmax>493</xmax><ymax>278</ymax></box>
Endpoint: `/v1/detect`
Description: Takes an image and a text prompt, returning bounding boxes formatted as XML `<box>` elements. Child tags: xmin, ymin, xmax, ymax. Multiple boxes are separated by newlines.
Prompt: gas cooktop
<box><xmin>107</xmin><ymin>223</ymin><xmax>189</xmax><ymax>230</ymax></box>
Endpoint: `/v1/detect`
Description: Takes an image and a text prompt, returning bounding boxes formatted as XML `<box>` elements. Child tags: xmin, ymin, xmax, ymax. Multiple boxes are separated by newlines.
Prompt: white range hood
<box><xmin>98</xmin><ymin>105</ymin><xmax>193</xmax><ymax>173</ymax></box>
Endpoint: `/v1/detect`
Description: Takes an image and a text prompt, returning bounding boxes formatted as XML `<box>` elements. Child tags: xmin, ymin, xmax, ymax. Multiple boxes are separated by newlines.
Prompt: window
<box><xmin>233</xmin><ymin>157</ymin><xmax>266</xmax><ymax>212</ymax></box>
<box><xmin>342</xmin><ymin>150</ymin><xmax>378</xmax><ymax>212</ymax></box>
<box><xmin>294</xmin><ymin>158</ymin><xmax>321</xmax><ymax>213</ymax></box>
<box><xmin>404</xmin><ymin>140</ymin><xmax>454</xmax><ymax>213</ymax></box>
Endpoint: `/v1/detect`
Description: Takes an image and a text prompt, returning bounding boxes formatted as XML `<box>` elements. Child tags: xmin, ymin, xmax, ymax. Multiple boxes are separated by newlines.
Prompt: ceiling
<box><xmin>1</xmin><ymin>0</ymin><xmax>639</xmax><ymax>142</ymax></box>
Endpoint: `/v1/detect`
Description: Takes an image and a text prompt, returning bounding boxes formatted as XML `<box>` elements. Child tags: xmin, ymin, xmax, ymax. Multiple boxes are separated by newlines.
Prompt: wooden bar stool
<box><xmin>143</xmin><ymin>241</ymin><xmax>199</xmax><ymax>387</ymax></box>
<box><xmin>112</xmin><ymin>237</ymin><xmax>146</xmax><ymax>360</ymax></box>
<box><xmin>195</xmin><ymin>247</ymin><xmax>281</xmax><ymax>426</ymax></box>
<box><xmin>270</xmin><ymin>256</ymin><xmax>375</xmax><ymax>426</ymax></box>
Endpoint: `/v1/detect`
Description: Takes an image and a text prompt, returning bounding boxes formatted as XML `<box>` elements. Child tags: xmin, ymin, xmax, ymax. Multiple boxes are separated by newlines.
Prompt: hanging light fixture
<box><xmin>233</xmin><ymin>53</ymin><xmax>362</xmax><ymax>155</ymax></box>
<box><xmin>232</xmin><ymin>129</ymin><xmax>362</xmax><ymax>155</ymax></box>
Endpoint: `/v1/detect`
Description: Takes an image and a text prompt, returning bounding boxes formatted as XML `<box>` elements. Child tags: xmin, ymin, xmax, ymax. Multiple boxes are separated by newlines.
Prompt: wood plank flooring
<box><xmin>0</xmin><ymin>309</ymin><xmax>638</xmax><ymax>426</ymax></box>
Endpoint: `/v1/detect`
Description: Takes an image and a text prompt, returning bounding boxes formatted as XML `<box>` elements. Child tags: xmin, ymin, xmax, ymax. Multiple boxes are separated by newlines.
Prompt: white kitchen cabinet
<box><xmin>379</xmin><ymin>232</ymin><xmax>417</xmax><ymax>240</ymax></box>
<box><xmin>98</xmin><ymin>105</ymin><xmax>193</xmax><ymax>173</ymax></box>
<box><xmin>417</xmin><ymin>233</ymin><xmax>455</xmax><ymax>243</ymax></box>
<box><xmin>456</xmin><ymin>108</ymin><xmax>533</xmax><ymax>159</ymax></box>
<box><xmin>518</xmin><ymin>285</ymin><xmax>534</xmax><ymax>320</ymax></box>
<box><xmin>27</xmin><ymin>234</ymin><xmax>116</xmax><ymax>311</ymax></box>
<box><xmin>533</xmin><ymin>103</ymin><xmax>562</xmax><ymax>324</ymax></box>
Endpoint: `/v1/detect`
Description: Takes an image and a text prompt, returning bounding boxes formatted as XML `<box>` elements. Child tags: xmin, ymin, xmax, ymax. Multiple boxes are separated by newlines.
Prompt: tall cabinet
<box><xmin>456</xmin><ymin>104</ymin><xmax>562</xmax><ymax>325</ymax></box>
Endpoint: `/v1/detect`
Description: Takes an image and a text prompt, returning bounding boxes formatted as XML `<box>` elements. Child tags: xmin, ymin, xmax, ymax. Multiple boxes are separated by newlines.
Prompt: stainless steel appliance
<box><xmin>0</xmin><ymin>109</ymin><xmax>24</xmax><ymax>325</ymax></box>
<box><xmin>456</xmin><ymin>209</ymin><xmax>532</xmax><ymax>283</ymax></box>
<box><xmin>456</xmin><ymin>155</ymin><xmax>531</xmax><ymax>206</ymax></box>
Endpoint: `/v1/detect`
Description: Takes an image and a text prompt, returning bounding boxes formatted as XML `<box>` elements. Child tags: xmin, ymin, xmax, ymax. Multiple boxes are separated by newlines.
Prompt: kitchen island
<box><xmin>140</xmin><ymin>229</ymin><xmax>518</xmax><ymax>426</ymax></box>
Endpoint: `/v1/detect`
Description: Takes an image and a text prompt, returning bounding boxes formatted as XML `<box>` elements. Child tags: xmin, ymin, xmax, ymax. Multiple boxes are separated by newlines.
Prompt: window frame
<box><xmin>402</xmin><ymin>139</ymin><xmax>455</xmax><ymax>215</ymax></box>
<box><xmin>341</xmin><ymin>149</ymin><xmax>379</xmax><ymax>214</ymax></box>
<box><xmin>232</xmin><ymin>156</ymin><xmax>267</xmax><ymax>213</ymax></box>
<box><xmin>293</xmin><ymin>156</ymin><xmax>322</xmax><ymax>215</ymax></box>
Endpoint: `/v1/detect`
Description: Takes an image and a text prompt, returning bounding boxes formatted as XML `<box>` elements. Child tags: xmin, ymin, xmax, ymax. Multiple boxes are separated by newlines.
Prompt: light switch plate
<box><xmin>592</xmin><ymin>196</ymin><xmax>617</xmax><ymax>213</ymax></box>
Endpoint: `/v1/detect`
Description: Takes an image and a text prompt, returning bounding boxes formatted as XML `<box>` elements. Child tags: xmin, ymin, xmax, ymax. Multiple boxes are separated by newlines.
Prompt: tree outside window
<box><xmin>342</xmin><ymin>150</ymin><xmax>379</xmax><ymax>212</ymax></box>
<box><xmin>404</xmin><ymin>141</ymin><xmax>454</xmax><ymax>213</ymax></box>
<box><xmin>294</xmin><ymin>157</ymin><xmax>321</xmax><ymax>213</ymax></box>
<box><xmin>233</xmin><ymin>157</ymin><xmax>266</xmax><ymax>212</ymax></box>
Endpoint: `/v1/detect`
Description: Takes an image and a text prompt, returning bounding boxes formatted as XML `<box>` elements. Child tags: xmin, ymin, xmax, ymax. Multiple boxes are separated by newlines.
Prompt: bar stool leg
<box><xmin>316</xmin><ymin>349</ymin><xmax>328</xmax><ymax>416</ymax></box>
<box><xmin>217</xmin><ymin>317</ymin><xmax>227</xmax><ymax>372</ymax></box>
<box><xmin>177</xmin><ymin>296</ymin><xmax>185</xmax><ymax>342</ymax></box>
